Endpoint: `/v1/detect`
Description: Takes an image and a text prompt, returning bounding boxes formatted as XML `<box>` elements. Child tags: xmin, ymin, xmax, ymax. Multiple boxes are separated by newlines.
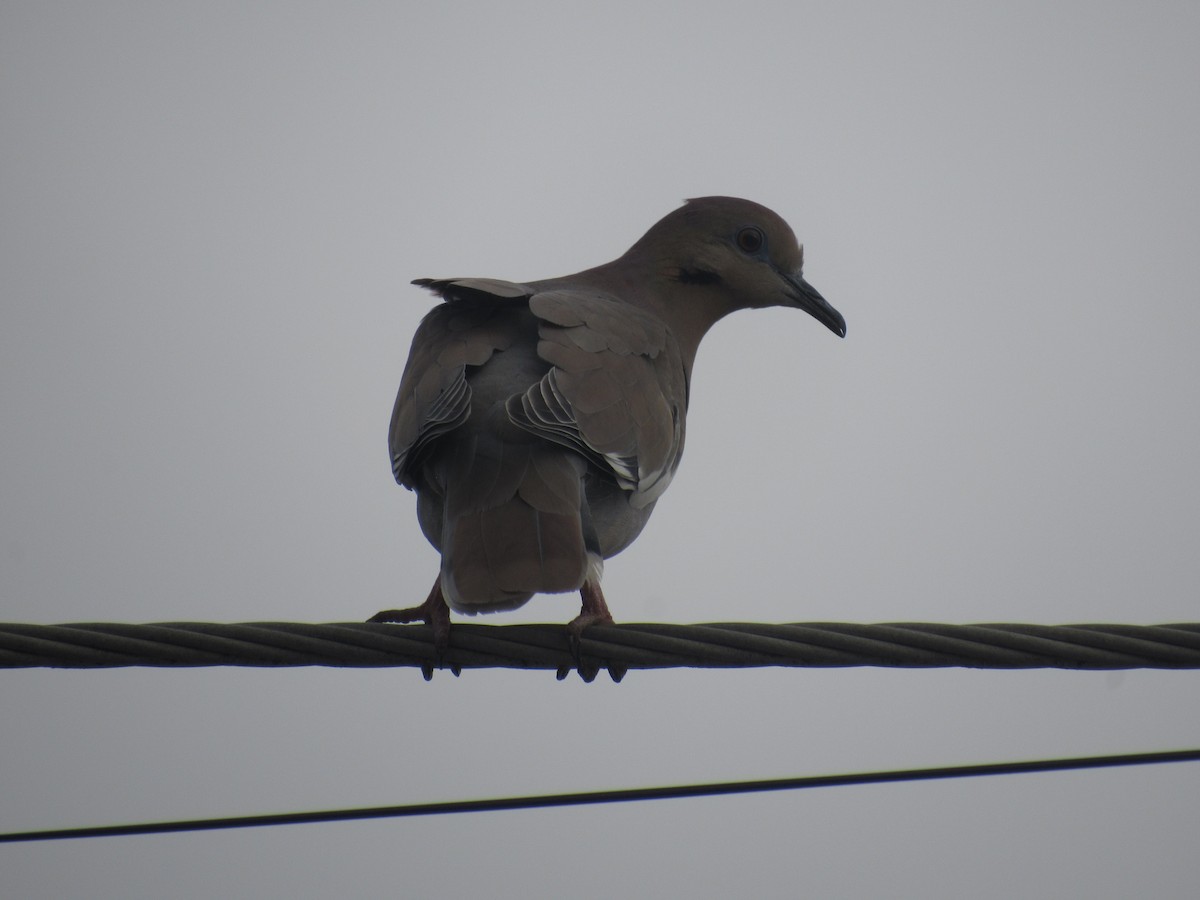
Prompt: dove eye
<box><xmin>736</xmin><ymin>227</ymin><xmax>765</xmax><ymax>254</ymax></box>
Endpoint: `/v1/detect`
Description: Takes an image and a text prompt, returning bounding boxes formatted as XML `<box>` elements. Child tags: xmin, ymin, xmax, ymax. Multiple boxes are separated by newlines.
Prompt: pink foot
<box><xmin>561</xmin><ymin>580</ymin><xmax>624</xmax><ymax>683</ymax></box>
<box><xmin>566</xmin><ymin>579</ymin><xmax>615</xmax><ymax>636</ymax></box>
<box><xmin>369</xmin><ymin>579</ymin><xmax>452</xmax><ymax>677</ymax></box>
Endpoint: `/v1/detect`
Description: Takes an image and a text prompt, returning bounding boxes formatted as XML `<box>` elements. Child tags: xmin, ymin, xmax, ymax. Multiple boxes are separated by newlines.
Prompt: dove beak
<box><xmin>784</xmin><ymin>273</ymin><xmax>846</xmax><ymax>338</ymax></box>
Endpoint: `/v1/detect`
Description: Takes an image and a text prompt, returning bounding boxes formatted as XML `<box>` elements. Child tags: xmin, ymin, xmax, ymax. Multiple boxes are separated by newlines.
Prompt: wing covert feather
<box><xmin>389</xmin><ymin>299</ymin><xmax>524</xmax><ymax>486</ymax></box>
<box><xmin>509</xmin><ymin>290</ymin><xmax>687</xmax><ymax>506</ymax></box>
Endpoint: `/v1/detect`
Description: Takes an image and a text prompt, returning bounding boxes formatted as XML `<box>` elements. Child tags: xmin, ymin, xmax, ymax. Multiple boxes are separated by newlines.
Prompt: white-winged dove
<box><xmin>372</xmin><ymin>197</ymin><xmax>845</xmax><ymax>646</ymax></box>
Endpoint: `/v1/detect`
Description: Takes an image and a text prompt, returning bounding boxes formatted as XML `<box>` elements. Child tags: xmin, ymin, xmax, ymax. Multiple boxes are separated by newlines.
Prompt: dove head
<box><xmin>622</xmin><ymin>196</ymin><xmax>846</xmax><ymax>344</ymax></box>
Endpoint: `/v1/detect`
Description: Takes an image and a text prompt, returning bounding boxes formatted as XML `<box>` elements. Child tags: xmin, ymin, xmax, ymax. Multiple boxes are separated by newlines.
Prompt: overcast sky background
<box><xmin>3</xmin><ymin>2</ymin><xmax>1199</xmax><ymax>897</ymax></box>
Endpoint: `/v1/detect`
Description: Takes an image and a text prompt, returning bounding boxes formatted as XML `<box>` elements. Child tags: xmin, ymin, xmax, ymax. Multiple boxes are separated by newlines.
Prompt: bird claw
<box><xmin>557</xmin><ymin>656</ymin><xmax>625</xmax><ymax>683</ymax></box>
<box><xmin>369</xmin><ymin>580</ymin><xmax>451</xmax><ymax>677</ymax></box>
<box><xmin>564</xmin><ymin>608</ymin><xmax>619</xmax><ymax>683</ymax></box>
<box><xmin>418</xmin><ymin>661</ymin><xmax>460</xmax><ymax>681</ymax></box>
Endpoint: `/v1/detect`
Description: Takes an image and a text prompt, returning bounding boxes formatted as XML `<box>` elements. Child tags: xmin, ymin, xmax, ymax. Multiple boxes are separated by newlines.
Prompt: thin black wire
<box><xmin>2</xmin><ymin>748</ymin><xmax>1196</xmax><ymax>844</ymax></box>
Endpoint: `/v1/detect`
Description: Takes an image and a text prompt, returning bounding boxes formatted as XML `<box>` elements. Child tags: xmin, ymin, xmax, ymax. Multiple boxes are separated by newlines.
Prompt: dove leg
<box><xmin>560</xmin><ymin>579</ymin><xmax>623</xmax><ymax>683</ymax></box>
<box><xmin>568</xmin><ymin>578</ymin><xmax>615</xmax><ymax>633</ymax></box>
<box><xmin>368</xmin><ymin>578</ymin><xmax>451</xmax><ymax>650</ymax></box>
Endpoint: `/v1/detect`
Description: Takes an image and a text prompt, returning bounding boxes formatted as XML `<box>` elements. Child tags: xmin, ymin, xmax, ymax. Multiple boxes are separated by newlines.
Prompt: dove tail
<box><xmin>438</xmin><ymin>445</ymin><xmax>593</xmax><ymax>614</ymax></box>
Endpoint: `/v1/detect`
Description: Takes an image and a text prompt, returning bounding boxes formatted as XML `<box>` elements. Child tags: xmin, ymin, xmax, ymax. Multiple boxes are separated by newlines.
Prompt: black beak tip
<box><xmin>791</xmin><ymin>277</ymin><xmax>846</xmax><ymax>339</ymax></box>
<box><xmin>829</xmin><ymin>313</ymin><xmax>847</xmax><ymax>339</ymax></box>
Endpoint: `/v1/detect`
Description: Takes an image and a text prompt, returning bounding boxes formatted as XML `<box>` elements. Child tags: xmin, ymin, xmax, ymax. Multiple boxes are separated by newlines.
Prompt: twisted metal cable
<box><xmin>3</xmin><ymin>622</ymin><xmax>1199</xmax><ymax>681</ymax></box>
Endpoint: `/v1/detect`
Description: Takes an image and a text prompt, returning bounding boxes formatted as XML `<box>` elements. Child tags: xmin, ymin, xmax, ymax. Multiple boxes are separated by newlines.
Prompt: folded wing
<box><xmin>388</xmin><ymin>278</ymin><xmax>532</xmax><ymax>487</ymax></box>
<box><xmin>508</xmin><ymin>289</ymin><xmax>688</xmax><ymax>508</ymax></box>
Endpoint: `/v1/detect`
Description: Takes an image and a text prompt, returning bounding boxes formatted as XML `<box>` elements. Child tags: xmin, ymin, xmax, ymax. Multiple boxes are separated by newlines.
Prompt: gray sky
<box><xmin>3</xmin><ymin>1</ymin><xmax>1199</xmax><ymax>897</ymax></box>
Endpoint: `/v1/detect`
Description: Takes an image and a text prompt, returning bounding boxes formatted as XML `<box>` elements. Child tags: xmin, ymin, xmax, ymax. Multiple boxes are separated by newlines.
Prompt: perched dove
<box><xmin>371</xmin><ymin>197</ymin><xmax>845</xmax><ymax>646</ymax></box>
